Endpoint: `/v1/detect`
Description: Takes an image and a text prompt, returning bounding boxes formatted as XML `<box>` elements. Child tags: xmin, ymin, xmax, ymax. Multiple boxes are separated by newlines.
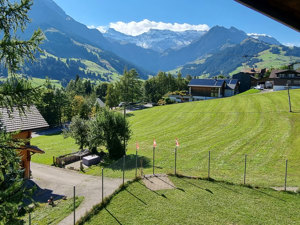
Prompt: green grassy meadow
<box><xmin>21</xmin><ymin>197</ymin><xmax>83</xmax><ymax>225</ymax></box>
<box><xmin>31</xmin><ymin>133</ymin><xmax>79</xmax><ymax>165</ymax></box>
<box><xmin>83</xmin><ymin>176</ymin><xmax>300</xmax><ymax>225</ymax></box>
<box><xmin>33</xmin><ymin>89</ymin><xmax>300</xmax><ymax>187</ymax></box>
<box><xmin>237</xmin><ymin>89</ymin><xmax>261</xmax><ymax>95</ymax></box>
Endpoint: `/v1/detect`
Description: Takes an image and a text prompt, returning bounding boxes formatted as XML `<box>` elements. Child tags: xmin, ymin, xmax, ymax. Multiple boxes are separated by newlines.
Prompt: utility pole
<box><xmin>124</xmin><ymin>103</ymin><xmax>126</xmax><ymax>155</ymax></box>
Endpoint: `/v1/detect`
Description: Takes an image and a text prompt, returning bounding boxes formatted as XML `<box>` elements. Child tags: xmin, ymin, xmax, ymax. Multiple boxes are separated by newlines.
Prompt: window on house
<box><xmin>293</xmin><ymin>80</ymin><xmax>300</xmax><ymax>85</ymax></box>
<box><xmin>211</xmin><ymin>88</ymin><xmax>219</xmax><ymax>97</ymax></box>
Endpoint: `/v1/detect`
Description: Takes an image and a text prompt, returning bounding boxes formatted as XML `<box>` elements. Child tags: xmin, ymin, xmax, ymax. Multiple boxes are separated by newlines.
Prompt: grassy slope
<box><xmin>238</xmin><ymin>89</ymin><xmax>261</xmax><ymax>95</ymax></box>
<box><xmin>32</xmin><ymin>90</ymin><xmax>300</xmax><ymax>187</ymax></box>
<box><xmin>86</xmin><ymin>89</ymin><xmax>300</xmax><ymax>187</ymax></box>
<box><xmin>229</xmin><ymin>47</ymin><xmax>300</xmax><ymax>76</ymax></box>
<box><xmin>85</xmin><ymin>177</ymin><xmax>300</xmax><ymax>225</ymax></box>
<box><xmin>39</xmin><ymin>50</ymin><xmax>121</xmax><ymax>82</ymax></box>
<box><xmin>21</xmin><ymin>197</ymin><xmax>83</xmax><ymax>225</ymax></box>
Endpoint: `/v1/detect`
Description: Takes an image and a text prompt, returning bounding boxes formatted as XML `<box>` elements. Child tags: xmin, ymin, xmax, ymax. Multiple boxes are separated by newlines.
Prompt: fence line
<box><xmin>26</xmin><ymin>150</ymin><xmax>297</xmax><ymax>224</ymax></box>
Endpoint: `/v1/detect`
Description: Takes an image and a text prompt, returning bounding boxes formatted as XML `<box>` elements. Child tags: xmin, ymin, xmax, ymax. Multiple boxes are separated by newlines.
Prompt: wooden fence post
<box><xmin>153</xmin><ymin>147</ymin><xmax>155</xmax><ymax>175</ymax></box>
<box><xmin>123</xmin><ymin>155</ymin><xmax>125</xmax><ymax>185</ymax></box>
<box><xmin>284</xmin><ymin>159</ymin><xmax>288</xmax><ymax>191</ymax></box>
<box><xmin>102</xmin><ymin>168</ymin><xmax>104</xmax><ymax>201</ymax></box>
<box><xmin>135</xmin><ymin>150</ymin><xmax>138</xmax><ymax>178</ymax></box>
<box><xmin>244</xmin><ymin>154</ymin><xmax>247</xmax><ymax>185</ymax></box>
<box><xmin>175</xmin><ymin>147</ymin><xmax>177</xmax><ymax>175</ymax></box>
<box><xmin>208</xmin><ymin>151</ymin><xmax>211</xmax><ymax>179</ymax></box>
<box><xmin>73</xmin><ymin>186</ymin><xmax>76</xmax><ymax>225</ymax></box>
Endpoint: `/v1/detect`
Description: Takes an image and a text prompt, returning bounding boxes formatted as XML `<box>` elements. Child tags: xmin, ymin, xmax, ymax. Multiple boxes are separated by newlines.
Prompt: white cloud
<box><xmin>247</xmin><ymin>33</ymin><xmax>271</xmax><ymax>38</ymax></box>
<box><xmin>283</xmin><ymin>42</ymin><xmax>300</xmax><ymax>47</ymax></box>
<box><xmin>89</xmin><ymin>19</ymin><xmax>209</xmax><ymax>36</ymax></box>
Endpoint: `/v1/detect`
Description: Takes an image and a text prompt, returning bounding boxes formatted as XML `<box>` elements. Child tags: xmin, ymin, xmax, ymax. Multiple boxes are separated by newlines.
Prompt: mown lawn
<box><xmin>238</xmin><ymin>89</ymin><xmax>261</xmax><ymax>95</ymax></box>
<box><xmin>31</xmin><ymin>133</ymin><xmax>79</xmax><ymax>165</ymax></box>
<box><xmin>86</xmin><ymin>89</ymin><xmax>300</xmax><ymax>187</ymax></box>
<box><xmin>33</xmin><ymin>89</ymin><xmax>300</xmax><ymax>187</ymax></box>
<box><xmin>83</xmin><ymin>176</ymin><xmax>300</xmax><ymax>225</ymax></box>
<box><xmin>21</xmin><ymin>197</ymin><xmax>83</xmax><ymax>225</ymax></box>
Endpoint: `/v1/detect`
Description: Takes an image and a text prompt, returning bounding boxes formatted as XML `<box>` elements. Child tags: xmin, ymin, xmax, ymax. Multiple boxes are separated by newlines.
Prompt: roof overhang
<box><xmin>235</xmin><ymin>0</ymin><xmax>300</xmax><ymax>32</ymax></box>
<box><xmin>18</xmin><ymin>145</ymin><xmax>45</xmax><ymax>154</ymax></box>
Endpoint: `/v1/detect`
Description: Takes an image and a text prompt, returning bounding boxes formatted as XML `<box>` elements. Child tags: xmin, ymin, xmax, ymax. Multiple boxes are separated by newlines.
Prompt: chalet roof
<box><xmin>188</xmin><ymin>79</ymin><xmax>239</xmax><ymax>89</ymax></box>
<box><xmin>224</xmin><ymin>79</ymin><xmax>239</xmax><ymax>90</ymax></box>
<box><xmin>0</xmin><ymin>105</ymin><xmax>49</xmax><ymax>133</ymax></box>
<box><xmin>269</xmin><ymin>69</ymin><xmax>300</xmax><ymax>78</ymax></box>
<box><xmin>18</xmin><ymin>145</ymin><xmax>45</xmax><ymax>154</ymax></box>
<box><xmin>188</xmin><ymin>79</ymin><xmax>225</xmax><ymax>88</ymax></box>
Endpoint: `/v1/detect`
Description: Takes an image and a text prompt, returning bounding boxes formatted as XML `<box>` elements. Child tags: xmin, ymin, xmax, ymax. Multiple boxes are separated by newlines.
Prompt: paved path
<box><xmin>31</xmin><ymin>163</ymin><xmax>123</xmax><ymax>225</ymax></box>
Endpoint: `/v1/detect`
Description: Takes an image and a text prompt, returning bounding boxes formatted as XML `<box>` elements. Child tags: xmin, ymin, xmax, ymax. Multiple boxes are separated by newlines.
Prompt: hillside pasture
<box><xmin>83</xmin><ymin>176</ymin><xmax>300</xmax><ymax>225</ymax></box>
<box><xmin>33</xmin><ymin>90</ymin><xmax>300</xmax><ymax>187</ymax></box>
<box><xmin>87</xmin><ymin>89</ymin><xmax>300</xmax><ymax>187</ymax></box>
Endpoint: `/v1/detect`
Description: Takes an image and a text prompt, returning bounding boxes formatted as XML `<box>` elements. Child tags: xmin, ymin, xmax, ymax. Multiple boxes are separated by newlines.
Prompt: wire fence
<box><xmin>25</xmin><ymin>148</ymin><xmax>299</xmax><ymax>224</ymax></box>
<box><xmin>114</xmin><ymin>146</ymin><xmax>300</xmax><ymax>191</ymax></box>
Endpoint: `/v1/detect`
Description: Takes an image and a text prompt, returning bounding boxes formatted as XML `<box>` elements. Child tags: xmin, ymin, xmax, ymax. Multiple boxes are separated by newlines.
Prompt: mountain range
<box><xmin>103</xmin><ymin>28</ymin><xmax>206</xmax><ymax>53</ymax></box>
<box><xmin>3</xmin><ymin>0</ymin><xmax>300</xmax><ymax>82</ymax></box>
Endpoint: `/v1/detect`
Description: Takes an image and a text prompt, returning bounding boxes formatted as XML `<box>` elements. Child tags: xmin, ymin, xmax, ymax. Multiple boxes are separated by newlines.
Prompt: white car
<box><xmin>254</xmin><ymin>85</ymin><xmax>264</xmax><ymax>90</ymax></box>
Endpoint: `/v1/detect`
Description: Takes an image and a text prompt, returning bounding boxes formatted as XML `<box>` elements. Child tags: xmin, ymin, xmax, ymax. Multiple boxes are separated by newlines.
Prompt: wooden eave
<box><xmin>18</xmin><ymin>145</ymin><xmax>45</xmax><ymax>154</ymax></box>
<box><xmin>235</xmin><ymin>0</ymin><xmax>300</xmax><ymax>32</ymax></box>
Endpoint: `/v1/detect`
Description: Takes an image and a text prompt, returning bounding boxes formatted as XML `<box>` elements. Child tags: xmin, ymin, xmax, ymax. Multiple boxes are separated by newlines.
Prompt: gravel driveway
<box><xmin>30</xmin><ymin>162</ymin><xmax>123</xmax><ymax>225</ymax></box>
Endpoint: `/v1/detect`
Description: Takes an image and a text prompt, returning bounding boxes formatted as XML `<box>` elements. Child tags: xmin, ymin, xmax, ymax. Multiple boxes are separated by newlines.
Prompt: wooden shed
<box><xmin>0</xmin><ymin>106</ymin><xmax>49</xmax><ymax>179</ymax></box>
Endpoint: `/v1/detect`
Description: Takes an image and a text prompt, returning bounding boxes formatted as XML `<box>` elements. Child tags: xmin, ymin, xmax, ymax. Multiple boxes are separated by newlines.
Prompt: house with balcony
<box><xmin>269</xmin><ymin>69</ymin><xmax>300</xmax><ymax>91</ymax></box>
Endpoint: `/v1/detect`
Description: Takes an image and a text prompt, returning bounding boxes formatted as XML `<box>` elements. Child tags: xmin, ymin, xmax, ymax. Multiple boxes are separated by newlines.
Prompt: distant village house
<box><xmin>269</xmin><ymin>69</ymin><xmax>300</xmax><ymax>91</ymax></box>
<box><xmin>188</xmin><ymin>79</ymin><xmax>240</xmax><ymax>100</ymax></box>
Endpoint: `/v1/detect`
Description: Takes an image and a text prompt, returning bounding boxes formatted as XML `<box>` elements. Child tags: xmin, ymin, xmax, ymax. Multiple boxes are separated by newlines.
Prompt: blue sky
<box><xmin>53</xmin><ymin>0</ymin><xmax>299</xmax><ymax>45</ymax></box>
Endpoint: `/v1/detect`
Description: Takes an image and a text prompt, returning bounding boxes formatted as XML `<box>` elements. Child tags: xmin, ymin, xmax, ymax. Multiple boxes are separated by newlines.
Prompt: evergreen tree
<box><xmin>118</xmin><ymin>69</ymin><xmax>142</xmax><ymax>103</ymax></box>
<box><xmin>0</xmin><ymin>0</ymin><xmax>44</xmax><ymax>223</ymax></box>
<box><xmin>0</xmin><ymin>0</ymin><xmax>43</xmax><ymax>73</ymax></box>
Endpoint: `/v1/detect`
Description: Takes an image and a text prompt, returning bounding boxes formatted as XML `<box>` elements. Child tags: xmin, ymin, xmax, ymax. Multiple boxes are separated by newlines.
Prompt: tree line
<box><xmin>34</xmin><ymin>70</ymin><xmax>192</xmax><ymax>127</ymax></box>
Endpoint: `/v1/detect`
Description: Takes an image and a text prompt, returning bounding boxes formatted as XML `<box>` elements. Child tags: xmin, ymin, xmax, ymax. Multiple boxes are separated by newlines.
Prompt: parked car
<box><xmin>254</xmin><ymin>84</ymin><xmax>264</xmax><ymax>90</ymax></box>
<box><xmin>265</xmin><ymin>81</ymin><xmax>273</xmax><ymax>89</ymax></box>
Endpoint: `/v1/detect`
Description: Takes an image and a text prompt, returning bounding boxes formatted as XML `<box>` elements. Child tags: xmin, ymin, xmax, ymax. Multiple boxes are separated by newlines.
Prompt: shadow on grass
<box><xmin>125</xmin><ymin>189</ymin><xmax>147</xmax><ymax>205</ymax></box>
<box><xmin>102</xmin><ymin>154</ymin><xmax>151</xmax><ymax>171</ymax></box>
<box><xmin>179</xmin><ymin>178</ymin><xmax>213</xmax><ymax>194</ymax></box>
<box><xmin>125</xmin><ymin>113</ymin><xmax>135</xmax><ymax>118</ymax></box>
<box><xmin>211</xmin><ymin>180</ymin><xmax>241</xmax><ymax>194</ymax></box>
<box><xmin>251</xmin><ymin>188</ymin><xmax>286</xmax><ymax>202</ymax></box>
<box><xmin>291</xmin><ymin>110</ymin><xmax>300</xmax><ymax>114</ymax></box>
<box><xmin>43</xmin><ymin>131</ymin><xmax>63</xmax><ymax>136</ymax></box>
<box><xmin>105</xmin><ymin>208</ymin><xmax>123</xmax><ymax>225</ymax></box>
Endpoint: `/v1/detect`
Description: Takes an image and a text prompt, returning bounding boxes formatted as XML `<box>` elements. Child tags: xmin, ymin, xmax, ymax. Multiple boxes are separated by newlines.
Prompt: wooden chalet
<box><xmin>269</xmin><ymin>69</ymin><xmax>300</xmax><ymax>91</ymax></box>
<box><xmin>188</xmin><ymin>79</ymin><xmax>239</xmax><ymax>100</ymax></box>
<box><xmin>0</xmin><ymin>106</ymin><xmax>49</xmax><ymax>179</ymax></box>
